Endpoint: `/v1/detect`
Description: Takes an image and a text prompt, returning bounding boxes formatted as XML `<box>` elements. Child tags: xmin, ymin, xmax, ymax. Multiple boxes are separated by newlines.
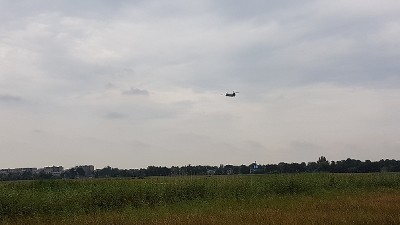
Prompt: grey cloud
<box><xmin>105</xmin><ymin>112</ymin><xmax>128</xmax><ymax>119</ymax></box>
<box><xmin>0</xmin><ymin>94</ymin><xmax>22</xmax><ymax>102</ymax></box>
<box><xmin>289</xmin><ymin>141</ymin><xmax>320</xmax><ymax>153</ymax></box>
<box><xmin>1</xmin><ymin>0</ymin><xmax>400</xmax><ymax>168</ymax></box>
<box><xmin>210</xmin><ymin>0</ymin><xmax>309</xmax><ymax>22</ymax></box>
<box><xmin>0</xmin><ymin>1</ymin><xmax>134</xmax><ymax>23</ymax></box>
<box><xmin>32</xmin><ymin>129</ymin><xmax>44</xmax><ymax>133</ymax></box>
<box><xmin>175</xmin><ymin>0</ymin><xmax>400</xmax><ymax>90</ymax></box>
<box><xmin>122</xmin><ymin>88</ymin><xmax>149</xmax><ymax>96</ymax></box>
<box><xmin>5</xmin><ymin>0</ymin><xmax>398</xmax><ymax>95</ymax></box>
<box><xmin>104</xmin><ymin>82</ymin><xmax>116</xmax><ymax>89</ymax></box>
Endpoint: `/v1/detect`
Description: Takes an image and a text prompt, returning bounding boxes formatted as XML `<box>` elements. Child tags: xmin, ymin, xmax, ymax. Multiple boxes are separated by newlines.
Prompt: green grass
<box><xmin>1</xmin><ymin>173</ymin><xmax>400</xmax><ymax>224</ymax></box>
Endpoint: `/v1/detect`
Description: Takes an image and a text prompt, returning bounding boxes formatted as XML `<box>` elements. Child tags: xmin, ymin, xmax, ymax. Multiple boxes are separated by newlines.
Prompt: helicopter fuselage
<box><xmin>225</xmin><ymin>91</ymin><xmax>239</xmax><ymax>97</ymax></box>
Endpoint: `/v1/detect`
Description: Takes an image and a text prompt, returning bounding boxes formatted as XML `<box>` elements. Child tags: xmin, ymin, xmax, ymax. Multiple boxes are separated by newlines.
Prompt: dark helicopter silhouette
<box><xmin>225</xmin><ymin>91</ymin><xmax>239</xmax><ymax>97</ymax></box>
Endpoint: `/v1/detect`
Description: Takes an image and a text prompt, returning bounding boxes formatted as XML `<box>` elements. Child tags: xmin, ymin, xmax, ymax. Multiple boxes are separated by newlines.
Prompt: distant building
<box><xmin>21</xmin><ymin>168</ymin><xmax>38</xmax><ymax>174</ymax></box>
<box><xmin>75</xmin><ymin>165</ymin><xmax>95</xmax><ymax>176</ymax></box>
<box><xmin>0</xmin><ymin>168</ymin><xmax>38</xmax><ymax>175</ymax></box>
<box><xmin>0</xmin><ymin>169</ymin><xmax>11</xmax><ymax>175</ymax></box>
<box><xmin>250</xmin><ymin>161</ymin><xmax>260</xmax><ymax>174</ymax></box>
<box><xmin>41</xmin><ymin>166</ymin><xmax>64</xmax><ymax>176</ymax></box>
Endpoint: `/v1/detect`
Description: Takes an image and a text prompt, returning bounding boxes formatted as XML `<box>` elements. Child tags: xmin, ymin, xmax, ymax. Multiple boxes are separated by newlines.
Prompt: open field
<box><xmin>1</xmin><ymin>173</ymin><xmax>400</xmax><ymax>224</ymax></box>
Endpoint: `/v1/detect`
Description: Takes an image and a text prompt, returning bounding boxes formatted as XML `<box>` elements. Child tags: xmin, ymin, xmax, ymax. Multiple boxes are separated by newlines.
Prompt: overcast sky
<box><xmin>1</xmin><ymin>0</ymin><xmax>400</xmax><ymax>169</ymax></box>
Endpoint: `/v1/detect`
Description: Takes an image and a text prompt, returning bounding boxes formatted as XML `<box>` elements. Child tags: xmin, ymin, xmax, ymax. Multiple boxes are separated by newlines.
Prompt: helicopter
<box><xmin>225</xmin><ymin>91</ymin><xmax>239</xmax><ymax>97</ymax></box>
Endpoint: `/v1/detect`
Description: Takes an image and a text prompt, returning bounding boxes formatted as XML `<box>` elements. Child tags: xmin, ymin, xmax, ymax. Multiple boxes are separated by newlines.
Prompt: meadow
<box><xmin>1</xmin><ymin>173</ymin><xmax>400</xmax><ymax>224</ymax></box>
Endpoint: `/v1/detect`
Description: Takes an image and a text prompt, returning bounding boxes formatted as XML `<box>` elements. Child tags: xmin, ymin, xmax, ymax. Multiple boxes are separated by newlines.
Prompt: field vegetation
<box><xmin>1</xmin><ymin>173</ymin><xmax>400</xmax><ymax>224</ymax></box>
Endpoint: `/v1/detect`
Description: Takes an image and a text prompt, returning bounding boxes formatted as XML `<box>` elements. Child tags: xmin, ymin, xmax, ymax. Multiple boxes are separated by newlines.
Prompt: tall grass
<box><xmin>1</xmin><ymin>173</ymin><xmax>400</xmax><ymax>219</ymax></box>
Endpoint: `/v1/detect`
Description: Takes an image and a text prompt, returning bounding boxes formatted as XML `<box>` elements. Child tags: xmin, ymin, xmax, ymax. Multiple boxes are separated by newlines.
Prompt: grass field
<box><xmin>1</xmin><ymin>173</ymin><xmax>400</xmax><ymax>224</ymax></box>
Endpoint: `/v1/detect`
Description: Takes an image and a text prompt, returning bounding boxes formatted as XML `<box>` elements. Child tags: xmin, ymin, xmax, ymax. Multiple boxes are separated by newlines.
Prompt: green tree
<box><xmin>64</xmin><ymin>168</ymin><xmax>78</xmax><ymax>179</ymax></box>
<box><xmin>76</xmin><ymin>167</ymin><xmax>86</xmax><ymax>177</ymax></box>
<box><xmin>317</xmin><ymin>156</ymin><xmax>330</xmax><ymax>172</ymax></box>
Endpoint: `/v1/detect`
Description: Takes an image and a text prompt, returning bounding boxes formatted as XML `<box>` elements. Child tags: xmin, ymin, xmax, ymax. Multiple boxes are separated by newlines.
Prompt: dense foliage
<box><xmin>2</xmin><ymin>157</ymin><xmax>400</xmax><ymax>180</ymax></box>
<box><xmin>94</xmin><ymin>158</ymin><xmax>400</xmax><ymax>178</ymax></box>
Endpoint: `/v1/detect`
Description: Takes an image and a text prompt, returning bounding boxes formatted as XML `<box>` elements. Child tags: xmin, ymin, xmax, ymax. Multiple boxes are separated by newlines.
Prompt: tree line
<box><xmin>2</xmin><ymin>157</ymin><xmax>400</xmax><ymax>181</ymax></box>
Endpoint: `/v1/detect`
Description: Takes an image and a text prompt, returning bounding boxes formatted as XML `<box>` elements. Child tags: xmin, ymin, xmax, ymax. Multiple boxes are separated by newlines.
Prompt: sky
<box><xmin>1</xmin><ymin>0</ymin><xmax>400</xmax><ymax>169</ymax></box>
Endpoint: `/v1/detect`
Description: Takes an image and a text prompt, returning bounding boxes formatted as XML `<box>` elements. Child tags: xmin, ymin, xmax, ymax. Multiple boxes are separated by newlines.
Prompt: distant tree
<box><xmin>287</xmin><ymin>162</ymin><xmax>307</xmax><ymax>173</ymax></box>
<box><xmin>21</xmin><ymin>171</ymin><xmax>33</xmax><ymax>180</ymax></box>
<box><xmin>300</xmin><ymin>162</ymin><xmax>307</xmax><ymax>172</ymax></box>
<box><xmin>277</xmin><ymin>162</ymin><xmax>286</xmax><ymax>173</ymax></box>
<box><xmin>359</xmin><ymin>160</ymin><xmax>377</xmax><ymax>173</ymax></box>
<box><xmin>37</xmin><ymin>171</ymin><xmax>53</xmax><ymax>179</ymax></box>
<box><xmin>95</xmin><ymin>166</ymin><xmax>122</xmax><ymax>177</ymax></box>
<box><xmin>307</xmin><ymin>162</ymin><xmax>318</xmax><ymax>172</ymax></box>
<box><xmin>64</xmin><ymin>168</ymin><xmax>78</xmax><ymax>179</ymax></box>
<box><xmin>317</xmin><ymin>156</ymin><xmax>328</xmax><ymax>164</ymax></box>
<box><xmin>317</xmin><ymin>156</ymin><xmax>330</xmax><ymax>172</ymax></box>
<box><xmin>264</xmin><ymin>164</ymin><xmax>279</xmax><ymax>173</ymax></box>
<box><xmin>170</xmin><ymin>166</ymin><xmax>180</xmax><ymax>176</ymax></box>
<box><xmin>76</xmin><ymin>167</ymin><xmax>86</xmax><ymax>177</ymax></box>
<box><xmin>239</xmin><ymin>165</ymin><xmax>250</xmax><ymax>174</ymax></box>
<box><xmin>224</xmin><ymin>165</ymin><xmax>235</xmax><ymax>175</ymax></box>
<box><xmin>146</xmin><ymin>166</ymin><xmax>171</xmax><ymax>176</ymax></box>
